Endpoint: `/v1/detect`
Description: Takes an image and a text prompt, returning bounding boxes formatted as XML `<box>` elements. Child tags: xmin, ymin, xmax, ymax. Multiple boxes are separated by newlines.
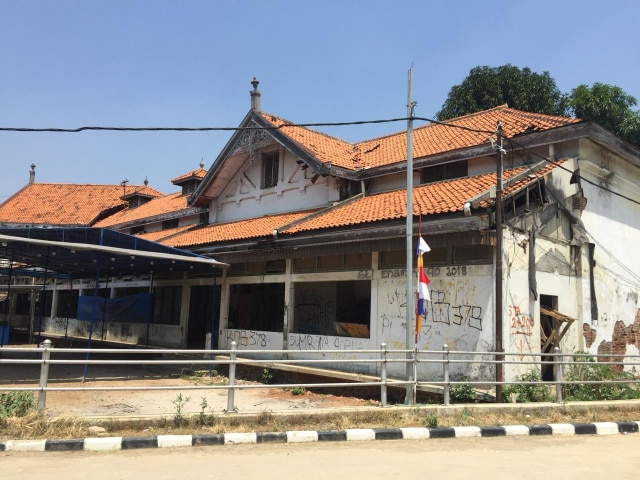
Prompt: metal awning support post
<box><xmin>146</xmin><ymin>272</ymin><xmax>154</xmax><ymax>348</ymax></box>
<box><xmin>2</xmin><ymin>247</ymin><xmax>15</xmax><ymax>347</ymax></box>
<box><xmin>37</xmin><ymin>249</ymin><xmax>50</xmax><ymax>342</ymax></box>
<box><xmin>83</xmin><ymin>262</ymin><xmax>101</xmax><ymax>382</ymax></box>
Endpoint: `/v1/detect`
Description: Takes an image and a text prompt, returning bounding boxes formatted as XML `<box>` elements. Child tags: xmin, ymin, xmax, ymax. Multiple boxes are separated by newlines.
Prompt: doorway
<box><xmin>187</xmin><ymin>285</ymin><xmax>221</xmax><ymax>349</ymax></box>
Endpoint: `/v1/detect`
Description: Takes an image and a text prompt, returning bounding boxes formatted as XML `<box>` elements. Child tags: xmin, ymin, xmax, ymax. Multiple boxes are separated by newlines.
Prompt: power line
<box><xmin>0</xmin><ymin>116</ymin><xmax>495</xmax><ymax>135</ymax></box>
<box><xmin>505</xmin><ymin>136</ymin><xmax>640</xmax><ymax>207</ymax></box>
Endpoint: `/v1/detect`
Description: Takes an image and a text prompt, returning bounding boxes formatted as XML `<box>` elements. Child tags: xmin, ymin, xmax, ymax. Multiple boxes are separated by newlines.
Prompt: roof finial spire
<box><xmin>250</xmin><ymin>77</ymin><xmax>261</xmax><ymax>112</ymax></box>
<box><xmin>144</xmin><ymin>176</ymin><xmax>149</xmax><ymax>186</ymax></box>
<box><xmin>29</xmin><ymin>163</ymin><xmax>36</xmax><ymax>184</ymax></box>
<box><xmin>200</xmin><ymin>158</ymin><xmax>205</xmax><ymax>169</ymax></box>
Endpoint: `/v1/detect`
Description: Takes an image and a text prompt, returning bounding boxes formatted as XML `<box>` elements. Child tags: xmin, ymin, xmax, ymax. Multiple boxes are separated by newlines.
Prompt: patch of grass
<box><xmin>2</xmin><ymin>405</ymin><xmax>639</xmax><ymax>440</ymax></box>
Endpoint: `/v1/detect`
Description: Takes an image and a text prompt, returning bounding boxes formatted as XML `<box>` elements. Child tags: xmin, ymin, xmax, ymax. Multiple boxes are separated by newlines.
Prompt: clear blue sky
<box><xmin>1</xmin><ymin>0</ymin><xmax>639</xmax><ymax>201</ymax></box>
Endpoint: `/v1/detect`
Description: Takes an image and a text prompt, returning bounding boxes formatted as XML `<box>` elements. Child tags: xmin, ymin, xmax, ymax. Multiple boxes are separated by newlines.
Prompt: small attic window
<box><xmin>127</xmin><ymin>196</ymin><xmax>152</xmax><ymax>208</ymax></box>
<box><xmin>421</xmin><ymin>160</ymin><xmax>468</xmax><ymax>184</ymax></box>
<box><xmin>181</xmin><ymin>179</ymin><xmax>199</xmax><ymax>195</ymax></box>
<box><xmin>262</xmin><ymin>151</ymin><xmax>279</xmax><ymax>189</ymax></box>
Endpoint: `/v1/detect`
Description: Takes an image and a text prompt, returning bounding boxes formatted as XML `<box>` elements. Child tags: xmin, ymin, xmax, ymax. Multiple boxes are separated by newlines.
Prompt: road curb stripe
<box><xmin>2</xmin><ymin>420</ymin><xmax>639</xmax><ymax>452</ymax></box>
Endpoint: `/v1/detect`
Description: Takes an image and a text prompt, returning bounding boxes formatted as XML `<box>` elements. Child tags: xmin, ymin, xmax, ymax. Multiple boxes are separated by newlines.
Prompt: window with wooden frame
<box><xmin>262</xmin><ymin>151</ymin><xmax>279</xmax><ymax>189</ymax></box>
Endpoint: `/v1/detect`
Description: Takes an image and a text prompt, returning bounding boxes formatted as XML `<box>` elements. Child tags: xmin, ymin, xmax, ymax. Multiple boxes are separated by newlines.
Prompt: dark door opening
<box><xmin>187</xmin><ymin>285</ymin><xmax>220</xmax><ymax>349</ymax></box>
<box><xmin>540</xmin><ymin>294</ymin><xmax>558</xmax><ymax>381</ymax></box>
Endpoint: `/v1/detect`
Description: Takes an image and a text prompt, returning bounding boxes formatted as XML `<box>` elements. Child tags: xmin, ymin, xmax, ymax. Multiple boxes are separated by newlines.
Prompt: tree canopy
<box><xmin>436</xmin><ymin>65</ymin><xmax>640</xmax><ymax>148</ymax></box>
<box><xmin>436</xmin><ymin>65</ymin><xmax>568</xmax><ymax>120</ymax></box>
<box><xmin>569</xmin><ymin>83</ymin><xmax>640</xmax><ymax>147</ymax></box>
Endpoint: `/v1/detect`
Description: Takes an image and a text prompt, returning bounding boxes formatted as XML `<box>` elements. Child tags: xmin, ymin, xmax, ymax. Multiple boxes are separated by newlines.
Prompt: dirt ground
<box><xmin>0</xmin><ymin>349</ymin><xmax>372</xmax><ymax>418</ymax></box>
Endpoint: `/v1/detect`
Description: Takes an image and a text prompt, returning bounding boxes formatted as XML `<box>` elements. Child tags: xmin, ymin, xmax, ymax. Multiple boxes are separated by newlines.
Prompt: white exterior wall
<box><xmin>576</xmin><ymin>149</ymin><xmax>640</xmax><ymax>369</ymax></box>
<box><xmin>221</xmin><ymin>262</ymin><xmax>497</xmax><ymax>381</ymax></box>
<box><xmin>502</xmin><ymin>228</ymin><xmax>581</xmax><ymax>380</ymax></box>
<box><xmin>214</xmin><ymin>146</ymin><xmax>340</xmax><ymax>223</ymax></box>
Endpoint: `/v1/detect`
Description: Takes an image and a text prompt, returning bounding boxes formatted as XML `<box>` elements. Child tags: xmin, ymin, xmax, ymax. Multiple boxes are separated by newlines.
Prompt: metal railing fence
<box><xmin>1</xmin><ymin>340</ymin><xmax>639</xmax><ymax>412</ymax></box>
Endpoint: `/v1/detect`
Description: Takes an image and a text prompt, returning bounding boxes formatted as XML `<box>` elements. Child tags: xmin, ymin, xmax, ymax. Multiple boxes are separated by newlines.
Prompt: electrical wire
<box><xmin>505</xmin><ymin>136</ymin><xmax>640</xmax><ymax>207</ymax></box>
<box><xmin>511</xmin><ymin>143</ymin><xmax>640</xmax><ymax>289</ymax></box>
<box><xmin>0</xmin><ymin>116</ymin><xmax>495</xmax><ymax>135</ymax></box>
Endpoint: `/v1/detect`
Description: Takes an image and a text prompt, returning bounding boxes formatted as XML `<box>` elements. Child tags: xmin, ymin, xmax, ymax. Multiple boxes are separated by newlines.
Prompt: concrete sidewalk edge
<box><xmin>2</xmin><ymin>420</ymin><xmax>639</xmax><ymax>452</ymax></box>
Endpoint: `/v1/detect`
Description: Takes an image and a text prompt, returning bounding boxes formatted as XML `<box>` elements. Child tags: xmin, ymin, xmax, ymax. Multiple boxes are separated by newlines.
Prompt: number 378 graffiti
<box><xmin>426</xmin><ymin>289</ymin><xmax>483</xmax><ymax>331</ymax></box>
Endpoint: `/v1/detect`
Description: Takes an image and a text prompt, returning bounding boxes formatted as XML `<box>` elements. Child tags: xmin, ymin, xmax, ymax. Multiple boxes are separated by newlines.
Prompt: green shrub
<box><xmin>290</xmin><ymin>386</ymin><xmax>306</xmax><ymax>396</ymax></box>
<box><xmin>563</xmin><ymin>352</ymin><xmax>640</xmax><ymax>401</ymax></box>
<box><xmin>449</xmin><ymin>377</ymin><xmax>477</xmax><ymax>403</ymax></box>
<box><xmin>0</xmin><ymin>391</ymin><xmax>36</xmax><ymax>418</ymax></box>
<box><xmin>502</xmin><ymin>369</ymin><xmax>551</xmax><ymax>403</ymax></box>
<box><xmin>261</xmin><ymin>368</ymin><xmax>274</xmax><ymax>384</ymax></box>
<box><xmin>422</xmin><ymin>414</ymin><xmax>438</xmax><ymax>428</ymax></box>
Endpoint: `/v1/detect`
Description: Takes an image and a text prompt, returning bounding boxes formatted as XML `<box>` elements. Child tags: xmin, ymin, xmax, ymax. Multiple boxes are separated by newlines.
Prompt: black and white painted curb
<box><xmin>1</xmin><ymin>421</ymin><xmax>639</xmax><ymax>452</ymax></box>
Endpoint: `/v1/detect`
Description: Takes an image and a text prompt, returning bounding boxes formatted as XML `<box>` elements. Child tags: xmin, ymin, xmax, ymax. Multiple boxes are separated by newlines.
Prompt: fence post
<box><xmin>226</xmin><ymin>341</ymin><xmax>237</xmax><ymax>412</ymax></box>
<box><xmin>412</xmin><ymin>346</ymin><xmax>418</xmax><ymax>405</ymax></box>
<box><xmin>443</xmin><ymin>344</ymin><xmax>450</xmax><ymax>405</ymax></box>
<box><xmin>380</xmin><ymin>343</ymin><xmax>387</xmax><ymax>407</ymax></box>
<box><xmin>38</xmin><ymin>339</ymin><xmax>53</xmax><ymax>410</ymax></box>
<box><xmin>554</xmin><ymin>346</ymin><xmax>563</xmax><ymax>403</ymax></box>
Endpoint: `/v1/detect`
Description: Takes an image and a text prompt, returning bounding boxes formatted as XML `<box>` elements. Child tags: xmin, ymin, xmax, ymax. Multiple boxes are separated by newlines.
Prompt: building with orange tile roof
<box><xmin>0</xmin><ymin>164</ymin><xmax>161</xmax><ymax>227</ymax></box>
<box><xmin>2</xmin><ymin>78</ymin><xmax>640</xmax><ymax>388</ymax></box>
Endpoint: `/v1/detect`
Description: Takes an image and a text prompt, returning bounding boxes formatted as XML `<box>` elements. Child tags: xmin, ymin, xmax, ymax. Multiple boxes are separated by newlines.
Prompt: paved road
<box><xmin>3</xmin><ymin>435</ymin><xmax>639</xmax><ymax>480</ymax></box>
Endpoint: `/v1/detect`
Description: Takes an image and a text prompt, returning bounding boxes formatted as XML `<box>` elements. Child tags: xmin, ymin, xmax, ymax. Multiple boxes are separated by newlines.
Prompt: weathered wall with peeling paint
<box><xmin>576</xmin><ymin>148</ymin><xmax>640</xmax><ymax>371</ymax></box>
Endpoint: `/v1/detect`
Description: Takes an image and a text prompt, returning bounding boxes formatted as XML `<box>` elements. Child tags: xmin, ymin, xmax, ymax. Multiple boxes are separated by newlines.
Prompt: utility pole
<box><xmin>495</xmin><ymin>121</ymin><xmax>504</xmax><ymax>403</ymax></box>
<box><xmin>404</xmin><ymin>68</ymin><xmax>416</xmax><ymax>405</ymax></box>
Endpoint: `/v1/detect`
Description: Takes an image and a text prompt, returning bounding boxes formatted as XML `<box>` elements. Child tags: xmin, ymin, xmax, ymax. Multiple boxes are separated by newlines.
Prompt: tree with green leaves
<box><xmin>569</xmin><ymin>82</ymin><xmax>640</xmax><ymax>147</ymax></box>
<box><xmin>436</xmin><ymin>65</ymin><xmax>569</xmax><ymax>120</ymax></box>
<box><xmin>437</xmin><ymin>65</ymin><xmax>640</xmax><ymax>148</ymax></box>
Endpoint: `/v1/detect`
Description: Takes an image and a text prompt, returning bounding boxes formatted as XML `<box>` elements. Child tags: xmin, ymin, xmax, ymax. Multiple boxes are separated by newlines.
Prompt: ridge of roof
<box><xmin>95</xmin><ymin>191</ymin><xmax>200</xmax><ymax>228</ymax></box>
<box><xmin>171</xmin><ymin>167</ymin><xmax>208</xmax><ymax>184</ymax></box>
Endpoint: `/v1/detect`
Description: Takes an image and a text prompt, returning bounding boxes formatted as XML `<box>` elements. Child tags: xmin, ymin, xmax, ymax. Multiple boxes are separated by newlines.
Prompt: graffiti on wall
<box><xmin>507</xmin><ymin>294</ymin><xmax>535</xmax><ymax>358</ymax></box>
<box><xmin>294</xmin><ymin>289</ymin><xmax>336</xmax><ymax>334</ymax></box>
<box><xmin>226</xmin><ymin>329</ymin><xmax>270</xmax><ymax>348</ymax></box>
<box><xmin>288</xmin><ymin>333</ymin><xmax>365</xmax><ymax>351</ymax></box>
<box><xmin>378</xmin><ymin>274</ymin><xmax>489</xmax><ymax>352</ymax></box>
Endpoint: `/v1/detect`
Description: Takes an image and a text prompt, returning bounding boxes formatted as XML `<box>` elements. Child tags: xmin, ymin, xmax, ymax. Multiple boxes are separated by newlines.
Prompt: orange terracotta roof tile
<box><xmin>137</xmin><ymin>224</ymin><xmax>194</xmax><ymax>242</ymax></box>
<box><xmin>260</xmin><ymin>113</ymin><xmax>357</xmax><ymax>169</ymax></box>
<box><xmin>281</xmin><ymin>161</ymin><xmax>565</xmax><ymax>234</ymax></box>
<box><xmin>262</xmin><ymin>106</ymin><xmax>579</xmax><ymax>172</ymax></box>
<box><xmin>165</xmin><ymin>209</ymin><xmax>319</xmax><ymax>248</ymax></box>
<box><xmin>0</xmin><ymin>183</ymin><xmax>136</xmax><ymax>226</ymax></box>
<box><xmin>95</xmin><ymin>192</ymin><xmax>196</xmax><ymax>228</ymax></box>
<box><xmin>171</xmin><ymin>167</ymin><xmax>207</xmax><ymax>184</ymax></box>
<box><xmin>121</xmin><ymin>185</ymin><xmax>163</xmax><ymax>200</ymax></box>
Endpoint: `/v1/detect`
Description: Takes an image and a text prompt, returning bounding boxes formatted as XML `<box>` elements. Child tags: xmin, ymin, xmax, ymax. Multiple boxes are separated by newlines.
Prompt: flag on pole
<box><xmin>416</xmin><ymin>236</ymin><xmax>430</xmax><ymax>334</ymax></box>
